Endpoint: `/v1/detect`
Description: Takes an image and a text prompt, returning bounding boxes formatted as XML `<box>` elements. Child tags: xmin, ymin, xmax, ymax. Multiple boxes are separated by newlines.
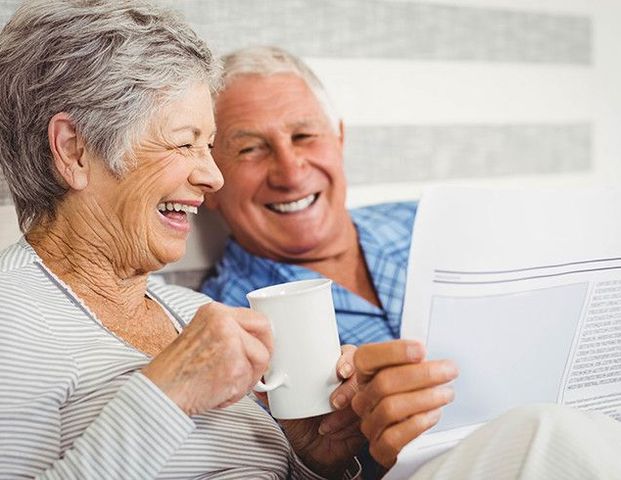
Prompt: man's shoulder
<box><xmin>350</xmin><ymin>201</ymin><xmax>417</xmax><ymax>234</ymax></box>
<box><xmin>350</xmin><ymin>201</ymin><xmax>417</xmax><ymax>222</ymax></box>
<box><xmin>199</xmin><ymin>243</ymin><xmax>259</xmax><ymax>306</ymax></box>
<box><xmin>200</xmin><ymin>270</ymin><xmax>254</xmax><ymax>307</ymax></box>
<box><xmin>200</xmin><ymin>240</ymin><xmax>300</xmax><ymax>307</ymax></box>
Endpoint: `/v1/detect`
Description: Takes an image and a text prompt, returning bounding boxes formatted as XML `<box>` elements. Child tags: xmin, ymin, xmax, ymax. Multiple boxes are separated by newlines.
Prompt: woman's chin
<box><xmin>150</xmin><ymin>241</ymin><xmax>187</xmax><ymax>270</ymax></box>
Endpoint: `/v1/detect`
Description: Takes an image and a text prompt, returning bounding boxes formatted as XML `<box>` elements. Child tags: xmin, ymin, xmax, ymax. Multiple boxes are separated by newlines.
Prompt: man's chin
<box><xmin>270</xmin><ymin>239</ymin><xmax>337</xmax><ymax>263</ymax></box>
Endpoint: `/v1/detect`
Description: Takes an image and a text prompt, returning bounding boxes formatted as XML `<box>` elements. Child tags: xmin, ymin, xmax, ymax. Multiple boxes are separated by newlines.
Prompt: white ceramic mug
<box><xmin>247</xmin><ymin>278</ymin><xmax>342</xmax><ymax>419</ymax></box>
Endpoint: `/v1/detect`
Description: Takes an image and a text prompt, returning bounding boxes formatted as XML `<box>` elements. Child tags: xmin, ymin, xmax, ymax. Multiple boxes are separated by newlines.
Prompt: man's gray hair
<box><xmin>220</xmin><ymin>46</ymin><xmax>340</xmax><ymax>132</ymax></box>
<box><xmin>0</xmin><ymin>0</ymin><xmax>220</xmax><ymax>232</ymax></box>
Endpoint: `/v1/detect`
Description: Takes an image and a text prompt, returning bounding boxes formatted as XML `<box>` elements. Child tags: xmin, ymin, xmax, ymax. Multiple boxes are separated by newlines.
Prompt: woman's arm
<box><xmin>0</xmin><ymin>302</ymin><xmax>272</xmax><ymax>478</ymax></box>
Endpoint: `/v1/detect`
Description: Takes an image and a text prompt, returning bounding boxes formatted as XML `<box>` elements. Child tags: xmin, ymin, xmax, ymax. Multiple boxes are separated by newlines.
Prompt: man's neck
<box><xmin>298</xmin><ymin>224</ymin><xmax>381</xmax><ymax>308</ymax></box>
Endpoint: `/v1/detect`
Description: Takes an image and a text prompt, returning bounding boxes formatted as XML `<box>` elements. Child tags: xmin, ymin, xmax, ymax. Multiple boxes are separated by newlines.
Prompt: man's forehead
<box><xmin>223</xmin><ymin>117</ymin><xmax>327</xmax><ymax>141</ymax></box>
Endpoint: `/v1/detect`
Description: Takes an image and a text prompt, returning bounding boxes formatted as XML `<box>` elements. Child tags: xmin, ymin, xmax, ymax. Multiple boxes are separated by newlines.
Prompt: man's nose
<box><xmin>267</xmin><ymin>142</ymin><xmax>306</xmax><ymax>189</ymax></box>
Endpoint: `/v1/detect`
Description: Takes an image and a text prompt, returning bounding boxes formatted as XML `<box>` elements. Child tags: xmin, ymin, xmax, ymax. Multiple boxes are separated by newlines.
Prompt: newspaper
<box><xmin>386</xmin><ymin>185</ymin><xmax>621</xmax><ymax>480</ymax></box>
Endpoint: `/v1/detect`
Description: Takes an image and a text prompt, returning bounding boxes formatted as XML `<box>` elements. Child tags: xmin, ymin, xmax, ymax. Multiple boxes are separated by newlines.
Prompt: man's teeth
<box><xmin>157</xmin><ymin>202</ymin><xmax>198</xmax><ymax>215</ymax></box>
<box><xmin>269</xmin><ymin>194</ymin><xmax>317</xmax><ymax>213</ymax></box>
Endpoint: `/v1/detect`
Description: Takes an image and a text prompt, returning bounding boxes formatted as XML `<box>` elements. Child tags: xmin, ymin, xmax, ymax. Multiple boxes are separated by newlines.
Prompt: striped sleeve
<box><xmin>0</xmin><ymin>303</ymin><xmax>195</xmax><ymax>480</ymax></box>
<box><xmin>0</xmin><ymin>370</ymin><xmax>194</xmax><ymax>479</ymax></box>
<box><xmin>45</xmin><ymin>373</ymin><xmax>195</xmax><ymax>479</ymax></box>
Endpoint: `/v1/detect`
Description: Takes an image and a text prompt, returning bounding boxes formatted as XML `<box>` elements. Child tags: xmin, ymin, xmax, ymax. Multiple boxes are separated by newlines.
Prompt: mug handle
<box><xmin>254</xmin><ymin>372</ymin><xmax>287</xmax><ymax>392</ymax></box>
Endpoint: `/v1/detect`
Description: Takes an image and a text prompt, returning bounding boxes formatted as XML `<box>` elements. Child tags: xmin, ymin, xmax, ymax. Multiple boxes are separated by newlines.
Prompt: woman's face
<box><xmin>88</xmin><ymin>82</ymin><xmax>223</xmax><ymax>272</ymax></box>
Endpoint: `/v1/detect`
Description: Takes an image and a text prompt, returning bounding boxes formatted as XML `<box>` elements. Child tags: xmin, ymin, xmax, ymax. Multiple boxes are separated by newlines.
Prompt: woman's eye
<box><xmin>208</xmin><ymin>143</ymin><xmax>214</xmax><ymax>151</ymax></box>
<box><xmin>177</xmin><ymin>144</ymin><xmax>193</xmax><ymax>150</ymax></box>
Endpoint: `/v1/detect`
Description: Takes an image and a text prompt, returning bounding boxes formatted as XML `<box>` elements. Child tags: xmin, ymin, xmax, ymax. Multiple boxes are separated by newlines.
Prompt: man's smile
<box><xmin>266</xmin><ymin>193</ymin><xmax>319</xmax><ymax>213</ymax></box>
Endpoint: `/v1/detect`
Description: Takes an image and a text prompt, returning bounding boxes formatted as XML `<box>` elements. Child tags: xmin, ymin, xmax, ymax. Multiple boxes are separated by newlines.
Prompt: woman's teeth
<box><xmin>268</xmin><ymin>193</ymin><xmax>318</xmax><ymax>213</ymax></box>
<box><xmin>157</xmin><ymin>202</ymin><xmax>198</xmax><ymax>215</ymax></box>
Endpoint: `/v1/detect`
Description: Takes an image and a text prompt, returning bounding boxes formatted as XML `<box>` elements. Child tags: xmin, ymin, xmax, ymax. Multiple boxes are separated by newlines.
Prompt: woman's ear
<box><xmin>48</xmin><ymin>112</ymin><xmax>89</xmax><ymax>190</ymax></box>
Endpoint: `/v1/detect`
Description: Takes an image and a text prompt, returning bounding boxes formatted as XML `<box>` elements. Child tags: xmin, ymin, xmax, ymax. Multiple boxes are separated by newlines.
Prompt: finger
<box><xmin>337</xmin><ymin>344</ymin><xmax>356</xmax><ymax>379</ymax></box>
<box><xmin>370</xmin><ymin>408</ymin><xmax>443</xmax><ymax>469</ymax></box>
<box><xmin>353</xmin><ymin>360</ymin><xmax>458</xmax><ymax>417</ymax></box>
<box><xmin>202</xmin><ymin>302</ymin><xmax>274</xmax><ymax>354</ymax></box>
<box><xmin>360</xmin><ymin>386</ymin><xmax>454</xmax><ymax>443</ymax></box>
<box><xmin>318</xmin><ymin>407</ymin><xmax>360</xmax><ymax>436</ymax></box>
<box><xmin>354</xmin><ymin>340</ymin><xmax>426</xmax><ymax>383</ymax></box>
<box><xmin>352</xmin><ymin>360</ymin><xmax>458</xmax><ymax>416</ymax></box>
<box><xmin>238</xmin><ymin>326</ymin><xmax>272</xmax><ymax>386</ymax></box>
<box><xmin>330</xmin><ymin>369</ymin><xmax>360</xmax><ymax>411</ymax></box>
<box><xmin>232</xmin><ymin>307</ymin><xmax>274</xmax><ymax>354</ymax></box>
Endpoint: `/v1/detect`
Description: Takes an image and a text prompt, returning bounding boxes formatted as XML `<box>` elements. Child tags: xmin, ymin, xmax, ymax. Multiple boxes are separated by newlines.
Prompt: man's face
<box><xmin>206</xmin><ymin>73</ymin><xmax>351</xmax><ymax>262</ymax></box>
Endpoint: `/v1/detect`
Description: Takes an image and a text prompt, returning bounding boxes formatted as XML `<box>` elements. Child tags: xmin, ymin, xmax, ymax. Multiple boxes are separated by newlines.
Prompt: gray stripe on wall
<box><xmin>161</xmin><ymin>0</ymin><xmax>592</xmax><ymax>64</ymax></box>
<box><xmin>0</xmin><ymin>123</ymin><xmax>593</xmax><ymax>204</ymax></box>
<box><xmin>0</xmin><ymin>1</ymin><xmax>594</xmax><ymax>64</ymax></box>
<box><xmin>344</xmin><ymin>123</ymin><xmax>592</xmax><ymax>184</ymax></box>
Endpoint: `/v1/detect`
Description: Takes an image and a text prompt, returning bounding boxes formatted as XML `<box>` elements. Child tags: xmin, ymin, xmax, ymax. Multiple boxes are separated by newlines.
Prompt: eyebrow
<box><xmin>171</xmin><ymin>125</ymin><xmax>199</xmax><ymax>134</ymax></box>
<box><xmin>225</xmin><ymin>130</ymin><xmax>263</xmax><ymax>148</ymax></box>
<box><xmin>226</xmin><ymin>118</ymin><xmax>322</xmax><ymax>141</ymax></box>
<box><xmin>230</xmin><ymin>129</ymin><xmax>263</xmax><ymax>139</ymax></box>
<box><xmin>286</xmin><ymin>119</ymin><xmax>318</xmax><ymax>129</ymax></box>
<box><xmin>171</xmin><ymin>126</ymin><xmax>216</xmax><ymax>139</ymax></box>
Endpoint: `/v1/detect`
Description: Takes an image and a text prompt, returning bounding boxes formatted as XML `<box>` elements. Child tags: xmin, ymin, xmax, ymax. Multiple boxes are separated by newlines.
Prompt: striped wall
<box><xmin>1</xmin><ymin>0</ymin><xmax>620</xmax><ymax>289</ymax></box>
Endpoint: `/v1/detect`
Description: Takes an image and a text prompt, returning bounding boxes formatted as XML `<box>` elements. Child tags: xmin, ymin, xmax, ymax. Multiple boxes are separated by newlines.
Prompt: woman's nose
<box><xmin>190</xmin><ymin>149</ymin><xmax>224</xmax><ymax>193</ymax></box>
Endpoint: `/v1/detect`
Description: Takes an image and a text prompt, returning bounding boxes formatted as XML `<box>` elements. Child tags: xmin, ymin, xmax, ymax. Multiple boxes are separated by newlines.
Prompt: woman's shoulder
<box><xmin>0</xmin><ymin>238</ymin><xmax>38</xmax><ymax>275</ymax></box>
<box><xmin>0</xmin><ymin>240</ymin><xmax>44</xmax><ymax>307</ymax></box>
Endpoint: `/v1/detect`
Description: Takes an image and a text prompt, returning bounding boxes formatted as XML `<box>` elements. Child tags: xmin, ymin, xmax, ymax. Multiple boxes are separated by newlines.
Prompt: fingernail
<box><xmin>406</xmin><ymin>341</ymin><xmax>424</xmax><ymax>361</ymax></box>
<box><xmin>437</xmin><ymin>386</ymin><xmax>455</xmax><ymax>403</ymax></box>
<box><xmin>332</xmin><ymin>393</ymin><xmax>347</xmax><ymax>410</ymax></box>
<box><xmin>441</xmin><ymin>362</ymin><xmax>459</xmax><ymax>379</ymax></box>
<box><xmin>318</xmin><ymin>421</ymin><xmax>331</xmax><ymax>435</ymax></box>
<box><xmin>427</xmin><ymin>409</ymin><xmax>442</xmax><ymax>424</ymax></box>
<box><xmin>338</xmin><ymin>362</ymin><xmax>353</xmax><ymax>378</ymax></box>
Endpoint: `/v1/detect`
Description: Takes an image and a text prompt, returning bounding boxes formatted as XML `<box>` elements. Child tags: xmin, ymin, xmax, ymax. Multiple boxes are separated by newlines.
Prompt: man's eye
<box><xmin>239</xmin><ymin>146</ymin><xmax>256</xmax><ymax>155</ymax></box>
<box><xmin>292</xmin><ymin>133</ymin><xmax>314</xmax><ymax>142</ymax></box>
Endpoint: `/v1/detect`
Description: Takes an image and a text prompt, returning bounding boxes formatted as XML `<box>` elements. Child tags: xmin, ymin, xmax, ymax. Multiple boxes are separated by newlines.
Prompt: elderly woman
<box><xmin>0</xmin><ymin>1</ymin><xmax>365</xmax><ymax>478</ymax></box>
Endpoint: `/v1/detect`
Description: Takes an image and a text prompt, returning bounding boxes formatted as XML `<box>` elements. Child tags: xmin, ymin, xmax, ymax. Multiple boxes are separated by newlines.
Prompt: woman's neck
<box><xmin>26</xmin><ymin>214</ymin><xmax>149</xmax><ymax>313</ymax></box>
<box><xmin>27</xmin><ymin>210</ymin><xmax>178</xmax><ymax>357</ymax></box>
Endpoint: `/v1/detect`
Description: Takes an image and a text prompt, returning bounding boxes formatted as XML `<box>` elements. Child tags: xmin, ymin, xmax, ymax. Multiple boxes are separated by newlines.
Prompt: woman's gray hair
<box><xmin>0</xmin><ymin>0</ymin><xmax>220</xmax><ymax>232</ymax></box>
<box><xmin>220</xmin><ymin>46</ymin><xmax>340</xmax><ymax>132</ymax></box>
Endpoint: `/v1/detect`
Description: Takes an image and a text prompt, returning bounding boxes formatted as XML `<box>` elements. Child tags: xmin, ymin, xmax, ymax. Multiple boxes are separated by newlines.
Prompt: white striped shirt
<box><xmin>0</xmin><ymin>238</ymin><xmax>332</xmax><ymax>479</ymax></box>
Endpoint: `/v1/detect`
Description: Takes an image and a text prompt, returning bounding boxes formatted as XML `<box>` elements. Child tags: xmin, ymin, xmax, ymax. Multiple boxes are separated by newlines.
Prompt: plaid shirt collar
<box><xmin>223</xmin><ymin>202</ymin><xmax>416</xmax><ymax>339</ymax></box>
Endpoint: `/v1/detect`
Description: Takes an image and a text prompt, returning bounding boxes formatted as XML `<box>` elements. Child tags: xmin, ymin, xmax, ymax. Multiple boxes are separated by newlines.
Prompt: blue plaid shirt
<box><xmin>201</xmin><ymin>202</ymin><xmax>417</xmax><ymax>346</ymax></box>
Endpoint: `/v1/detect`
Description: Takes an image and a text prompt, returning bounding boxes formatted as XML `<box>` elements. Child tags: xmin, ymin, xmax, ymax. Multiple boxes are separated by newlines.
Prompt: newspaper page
<box><xmin>385</xmin><ymin>185</ymin><xmax>621</xmax><ymax>480</ymax></box>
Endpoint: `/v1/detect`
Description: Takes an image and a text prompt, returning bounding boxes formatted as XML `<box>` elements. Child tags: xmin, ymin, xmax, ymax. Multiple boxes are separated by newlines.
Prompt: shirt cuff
<box><xmin>343</xmin><ymin>457</ymin><xmax>363</xmax><ymax>480</ymax></box>
<box><xmin>291</xmin><ymin>455</ymin><xmax>362</xmax><ymax>480</ymax></box>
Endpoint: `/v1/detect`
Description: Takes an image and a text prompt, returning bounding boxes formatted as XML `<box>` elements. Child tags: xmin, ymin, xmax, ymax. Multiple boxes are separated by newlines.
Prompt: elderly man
<box><xmin>199</xmin><ymin>46</ymin><xmax>621</xmax><ymax>479</ymax></box>
<box><xmin>201</xmin><ymin>45</ymin><xmax>415</xmax><ymax>346</ymax></box>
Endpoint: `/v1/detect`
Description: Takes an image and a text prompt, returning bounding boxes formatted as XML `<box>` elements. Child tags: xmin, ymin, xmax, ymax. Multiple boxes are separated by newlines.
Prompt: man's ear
<box><xmin>48</xmin><ymin>112</ymin><xmax>89</xmax><ymax>191</ymax></box>
<box><xmin>203</xmin><ymin>192</ymin><xmax>220</xmax><ymax>211</ymax></box>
